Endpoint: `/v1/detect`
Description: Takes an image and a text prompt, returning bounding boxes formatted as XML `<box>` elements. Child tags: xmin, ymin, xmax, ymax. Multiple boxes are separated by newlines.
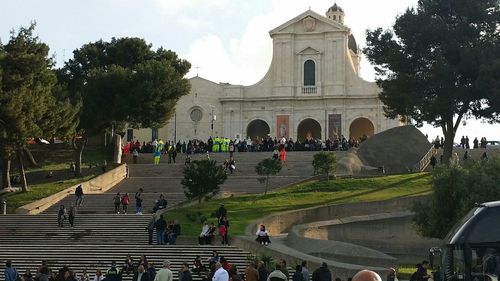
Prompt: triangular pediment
<box><xmin>269</xmin><ymin>10</ymin><xmax>349</xmax><ymax>36</ymax></box>
<box><xmin>297</xmin><ymin>47</ymin><xmax>321</xmax><ymax>55</ymax></box>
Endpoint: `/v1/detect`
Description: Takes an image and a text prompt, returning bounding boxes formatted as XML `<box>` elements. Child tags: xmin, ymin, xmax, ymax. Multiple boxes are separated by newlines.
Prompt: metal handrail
<box><xmin>414</xmin><ymin>146</ymin><xmax>436</xmax><ymax>172</ymax></box>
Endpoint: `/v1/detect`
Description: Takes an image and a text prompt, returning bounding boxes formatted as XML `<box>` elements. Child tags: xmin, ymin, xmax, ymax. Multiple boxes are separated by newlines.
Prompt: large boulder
<box><xmin>357</xmin><ymin>125</ymin><xmax>431</xmax><ymax>174</ymax></box>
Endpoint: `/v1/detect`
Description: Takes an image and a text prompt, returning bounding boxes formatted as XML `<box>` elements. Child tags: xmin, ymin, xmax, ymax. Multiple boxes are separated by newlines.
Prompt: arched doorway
<box><xmin>349</xmin><ymin>117</ymin><xmax>374</xmax><ymax>140</ymax></box>
<box><xmin>247</xmin><ymin>119</ymin><xmax>270</xmax><ymax>139</ymax></box>
<box><xmin>297</xmin><ymin>118</ymin><xmax>322</xmax><ymax>142</ymax></box>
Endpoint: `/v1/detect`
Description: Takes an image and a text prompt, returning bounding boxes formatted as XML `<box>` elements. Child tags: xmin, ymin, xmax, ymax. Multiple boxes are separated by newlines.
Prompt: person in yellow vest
<box><xmin>154</xmin><ymin>150</ymin><xmax>161</xmax><ymax>164</ymax></box>
<box><xmin>158</xmin><ymin>139</ymin><xmax>165</xmax><ymax>153</ymax></box>
<box><xmin>212</xmin><ymin>138</ymin><xmax>218</xmax><ymax>152</ymax></box>
<box><xmin>214</xmin><ymin>137</ymin><xmax>220</xmax><ymax>152</ymax></box>
<box><xmin>224</xmin><ymin>138</ymin><xmax>229</xmax><ymax>152</ymax></box>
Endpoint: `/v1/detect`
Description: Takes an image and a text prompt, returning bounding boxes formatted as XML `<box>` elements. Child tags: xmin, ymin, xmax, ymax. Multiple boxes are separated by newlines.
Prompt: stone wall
<box><xmin>16</xmin><ymin>164</ymin><xmax>127</xmax><ymax>214</ymax></box>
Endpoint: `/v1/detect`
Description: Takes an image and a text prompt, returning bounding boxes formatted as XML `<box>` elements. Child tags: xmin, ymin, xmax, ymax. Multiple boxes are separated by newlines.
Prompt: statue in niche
<box><xmin>279</xmin><ymin>123</ymin><xmax>287</xmax><ymax>138</ymax></box>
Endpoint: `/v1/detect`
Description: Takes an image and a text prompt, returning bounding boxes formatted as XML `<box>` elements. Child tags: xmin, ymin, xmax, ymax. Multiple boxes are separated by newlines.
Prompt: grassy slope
<box><xmin>165</xmin><ymin>173</ymin><xmax>432</xmax><ymax>236</ymax></box>
<box><xmin>1</xmin><ymin>144</ymin><xmax>113</xmax><ymax>212</ymax></box>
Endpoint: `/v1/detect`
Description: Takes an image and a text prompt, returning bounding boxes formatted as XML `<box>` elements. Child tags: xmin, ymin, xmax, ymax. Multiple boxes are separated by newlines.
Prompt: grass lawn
<box><xmin>165</xmin><ymin>172</ymin><xmax>432</xmax><ymax>236</ymax></box>
<box><xmin>1</xmin><ymin>144</ymin><xmax>113</xmax><ymax>213</ymax></box>
<box><xmin>2</xmin><ymin>175</ymin><xmax>95</xmax><ymax>212</ymax></box>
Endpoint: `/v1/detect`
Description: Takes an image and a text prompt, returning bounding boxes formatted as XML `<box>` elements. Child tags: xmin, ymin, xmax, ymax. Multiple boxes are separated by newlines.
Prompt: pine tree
<box><xmin>364</xmin><ymin>0</ymin><xmax>500</xmax><ymax>163</ymax></box>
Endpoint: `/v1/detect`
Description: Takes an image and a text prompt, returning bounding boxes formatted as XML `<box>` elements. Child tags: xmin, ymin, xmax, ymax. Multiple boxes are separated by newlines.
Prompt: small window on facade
<box><xmin>127</xmin><ymin>129</ymin><xmax>133</xmax><ymax>142</ymax></box>
<box><xmin>304</xmin><ymin>60</ymin><xmax>316</xmax><ymax>86</ymax></box>
<box><xmin>333</xmin><ymin>15</ymin><xmax>336</xmax><ymax>20</ymax></box>
<box><xmin>152</xmin><ymin>128</ymin><xmax>159</xmax><ymax>141</ymax></box>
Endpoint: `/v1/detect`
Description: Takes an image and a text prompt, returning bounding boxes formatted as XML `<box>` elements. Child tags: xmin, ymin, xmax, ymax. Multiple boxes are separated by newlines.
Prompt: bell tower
<box><xmin>326</xmin><ymin>3</ymin><xmax>345</xmax><ymax>24</ymax></box>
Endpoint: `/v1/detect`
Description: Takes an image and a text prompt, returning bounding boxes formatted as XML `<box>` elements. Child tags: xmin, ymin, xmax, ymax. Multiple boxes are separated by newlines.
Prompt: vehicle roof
<box><xmin>481</xmin><ymin>201</ymin><xmax>500</xmax><ymax>208</ymax></box>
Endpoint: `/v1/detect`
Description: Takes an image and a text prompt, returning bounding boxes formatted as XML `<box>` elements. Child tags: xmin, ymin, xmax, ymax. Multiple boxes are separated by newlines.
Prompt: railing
<box><xmin>302</xmin><ymin>86</ymin><xmax>317</xmax><ymax>95</ymax></box>
<box><xmin>414</xmin><ymin>146</ymin><xmax>436</xmax><ymax>172</ymax></box>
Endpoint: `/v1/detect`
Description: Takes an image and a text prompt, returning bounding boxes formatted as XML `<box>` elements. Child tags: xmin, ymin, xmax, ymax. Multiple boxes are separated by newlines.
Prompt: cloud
<box><xmin>153</xmin><ymin>0</ymin><xmax>228</xmax><ymax>13</ymax></box>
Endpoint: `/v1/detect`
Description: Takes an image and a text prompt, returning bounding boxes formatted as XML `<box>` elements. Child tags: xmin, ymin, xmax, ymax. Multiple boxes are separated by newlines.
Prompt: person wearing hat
<box><xmin>312</xmin><ymin>262</ymin><xmax>331</xmax><ymax>281</ymax></box>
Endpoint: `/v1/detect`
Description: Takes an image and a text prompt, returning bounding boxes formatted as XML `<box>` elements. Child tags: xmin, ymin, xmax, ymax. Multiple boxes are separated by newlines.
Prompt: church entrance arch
<box><xmin>349</xmin><ymin>117</ymin><xmax>374</xmax><ymax>140</ymax></box>
<box><xmin>246</xmin><ymin>119</ymin><xmax>270</xmax><ymax>139</ymax></box>
<box><xmin>297</xmin><ymin>118</ymin><xmax>321</xmax><ymax>142</ymax></box>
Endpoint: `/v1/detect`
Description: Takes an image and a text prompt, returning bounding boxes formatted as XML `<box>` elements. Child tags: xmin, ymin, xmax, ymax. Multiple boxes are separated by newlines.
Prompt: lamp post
<box><xmin>174</xmin><ymin>110</ymin><xmax>177</xmax><ymax>143</ymax></box>
<box><xmin>210</xmin><ymin>105</ymin><xmax>216</xmax><ymax>137</ymax></box>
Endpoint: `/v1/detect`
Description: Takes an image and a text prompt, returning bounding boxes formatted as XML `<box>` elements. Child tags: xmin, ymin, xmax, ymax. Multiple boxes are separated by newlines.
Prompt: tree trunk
<box><xmin>72</xmin><ymin>137</ymin><xmax>87</xmax><ymax>177</ymax></box>
<box><xmin>2</xmin><ymin>159</ymin><xmax>11</xmax><ymax>189</ymax></box>
<box><xmin>23</xmin><ymin>147</ymin><xmax>38</xmax><ymax>167</ymax></box>
<box><xmin>16</xmin><ymin>150</ymin><xmax>28</xmax><ymax>192</ymax></box>
<box><xmin>441</xmin><ymin>117</ymin><xmax>458</xmax><ymax>165</ymax></box>
<box><xmin>264</xmin><ymin>176</ymin><xmax>269</xmax><ymax>195</ymax></box>
<box><xmin>74</xmin><ymin>147</ymin><xmax>84</xmax><ymax>177</ymax></box>
<box><xmin>113</xmin><ymin>134</ymin><xmax>122</xmax><ymax>164</ymax></box>
<box><xmin>442</xmin><ymin>131</ymin><xmax>455</xmax><ymax>165</ymax></box>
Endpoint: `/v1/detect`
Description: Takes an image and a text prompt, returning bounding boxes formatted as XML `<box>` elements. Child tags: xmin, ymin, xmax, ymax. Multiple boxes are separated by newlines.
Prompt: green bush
<box><xmin>312</xmin><ymin>152</ymin><xmax>337</xmax><ymax>180</ymax></box>
<box><xmin>413</xmin><ymin>157</ymin><xmax>500</xmax><ymax>239</ymax></box>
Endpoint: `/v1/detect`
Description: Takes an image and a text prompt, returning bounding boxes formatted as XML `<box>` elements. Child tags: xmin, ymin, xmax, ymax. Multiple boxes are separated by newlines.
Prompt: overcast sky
<box><xmin>1</xmin><ymin>0</ymin><xmax>499</xmax><ymax>142</ymax></box>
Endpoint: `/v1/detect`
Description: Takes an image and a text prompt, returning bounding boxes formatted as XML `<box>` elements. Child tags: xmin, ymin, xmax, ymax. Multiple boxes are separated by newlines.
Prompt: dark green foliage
<box><xmin>312</xmin><ymin>152</ymin><xmax>337</xmax><ymax>180</ymax></box>
<box><xmin>0</xmin><ymin>24</ymin><xmax>78</xmax><ymax>190</ymax></box>
<box><xmin>255</xmin><ymin>158</ymin><xmax>282</xmax><ymax>195</ymax></box>
<box><xmin>0</xmin><ymin>24</ymin><xmax>57</xmax><ymax>148</ymax></box>
<box><xmin>364</xmin><ymin>0</ymin><xmax>500</xmax><ymax>163</ymax></box>
<box><xmin>59</xmin><ymin>37</ymin><xmax>190</xmax><ymax>175</ymax></box>
<box><xmin>60</xmin><ymin>37</ymin><xmax>191</xmax><ymax>135</ymax></box>
<box><xmin>181</xmin><ymin>159</ymin><xmax>227</xmax><ymax>203</ymax></box>
<box><xmin>413</xmin><ymin>157</ymin><xmax>500</xmax><ymax>239</ymax></box>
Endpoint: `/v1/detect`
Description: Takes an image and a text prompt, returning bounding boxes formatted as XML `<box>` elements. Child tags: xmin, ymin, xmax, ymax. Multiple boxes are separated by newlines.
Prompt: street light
<box><xmin>209</xmin><ymin>105</ymin><xmax>216</xmax><ymax>137</ymax></box>
<box><xmin>174</xmin><ymin>110</ymin><xmax>177</xmax><ymax>143</ymax></box>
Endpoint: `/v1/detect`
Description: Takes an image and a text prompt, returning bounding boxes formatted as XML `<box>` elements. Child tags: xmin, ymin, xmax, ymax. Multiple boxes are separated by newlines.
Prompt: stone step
<box><xmin>0</xmin><ymin>244</ymin><xmax>252</xmax><ymax>281</ymax></box>
<box><xmin>44</xmin><ymin>193</ymin><xmax>186</xmax><ymax>214</ymax></box>
<box><xmin>0</xmin><ymin>214</ymin><xmax>164</xmax><ymax>245</ymax></box>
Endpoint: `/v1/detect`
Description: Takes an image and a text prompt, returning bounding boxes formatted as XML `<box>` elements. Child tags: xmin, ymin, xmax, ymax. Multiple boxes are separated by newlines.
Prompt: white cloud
<box><xmin>153</xmin><ymin>0</ymin><xmax>228</xmax><ymax>13</ymax></box>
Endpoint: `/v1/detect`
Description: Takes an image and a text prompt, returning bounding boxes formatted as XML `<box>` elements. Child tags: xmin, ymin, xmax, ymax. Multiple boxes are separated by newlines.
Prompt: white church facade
<box><xmin>131</xmin><ymin>4</ymin><xmax>401</xmax><ymax>144</ymax></box>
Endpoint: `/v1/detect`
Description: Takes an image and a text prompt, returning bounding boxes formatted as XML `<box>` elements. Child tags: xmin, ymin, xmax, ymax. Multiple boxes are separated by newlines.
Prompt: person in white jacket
<box><xmin>255</xmin><ymin>224</ymin><xmax>271</xmax><ymax>245</ymax></box>
<box><xmin>212</xmin><ymin>263</ymin><xmax>228</xmax><ymax>281</ymax></box>
<box><xmin>154</xmin><ymin>260</ymin><xmax>173</xmax><ymax>281</ymax></box>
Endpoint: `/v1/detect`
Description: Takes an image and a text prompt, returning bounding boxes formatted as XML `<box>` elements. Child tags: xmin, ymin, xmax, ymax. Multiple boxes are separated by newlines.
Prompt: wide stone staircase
<box><xmin>0</xmin><ymin>214</ymin><xmax>152</xmax><ymax>245</ymax></box>
<box><xmin>1</xmin><ymin>152</ymin><xmax>320</xmax><ymax>281</ymax></box>
<box><xmin>0</xmin><ymin>244</ymin><xmax>251</xmax><ymax>281</ymax></box>
<box><xmin>46</xmin><ymin>151</ymin><xmax>319</xmax><ymax>214</ymax></box>
<box><xmin>0</xmin><ymin>213</ymin><xmax>252</xmax><ymax>281</ymax></box>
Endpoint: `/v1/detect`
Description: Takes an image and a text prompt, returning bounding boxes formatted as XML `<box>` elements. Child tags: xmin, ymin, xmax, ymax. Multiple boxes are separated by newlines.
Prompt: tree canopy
<box><xmin>182</xmin><ymin>159</ymin><xmax>227</xmax><ymax>203</ymax></box>
<box><xmin>59</xmin><ymin>37</ymin><xmax>191</xmax><ymax>175</ymax></box>
<box><xmin>413</xmin><ymin>157</ymin><xmax>500</xmax><ymax>239</ymax></box>
<box><xmin>0</xmin><ymin>24</ymin><xmax>78</xmax><ymax>190</ymax></box>
<box><xmin>255</xmin><ymin>158</ymin><xmax>282</xmax><ymax>195</ymax></box>
<box><xmin>364</xmin><ymin>0</ymin><xmax>500</xmax><ymax>162</ymax></box>
<box><xmin>312</xmin><ymin>152</ymin><xmax>337</xmax><ymax>180</ymax></box>
<box><xmin>59</xmin><ymin>37</ymin><xmax>191</xmax><ymax>136</ymax></box>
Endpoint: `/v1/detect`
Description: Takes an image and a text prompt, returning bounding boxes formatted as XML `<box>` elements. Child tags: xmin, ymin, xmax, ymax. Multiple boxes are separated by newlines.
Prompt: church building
<box><xmin>131</xmin><ymin>4</ymin><xmax>401</xmax><ymax>143</ymax></box>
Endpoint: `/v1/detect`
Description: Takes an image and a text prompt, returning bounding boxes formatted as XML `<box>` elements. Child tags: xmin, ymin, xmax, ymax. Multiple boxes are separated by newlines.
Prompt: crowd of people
<box><xmin>122</xmin><ymin>134</ymin><xmax>367</xmax><ymax>160</ymax></box>
<box><xmin>146</xmin><ymin>214</ymin><xmax>181</xmax><ymax>246</ymax></box>
<box><xmin>4</xmin><ymin>257</ymin><xmax>399</xmax><ymax>281</ymax></box>
<box><xmin>432</xmin><ymin>135</ymin><xmax>491</xmax><ymax>149</ymax></box>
